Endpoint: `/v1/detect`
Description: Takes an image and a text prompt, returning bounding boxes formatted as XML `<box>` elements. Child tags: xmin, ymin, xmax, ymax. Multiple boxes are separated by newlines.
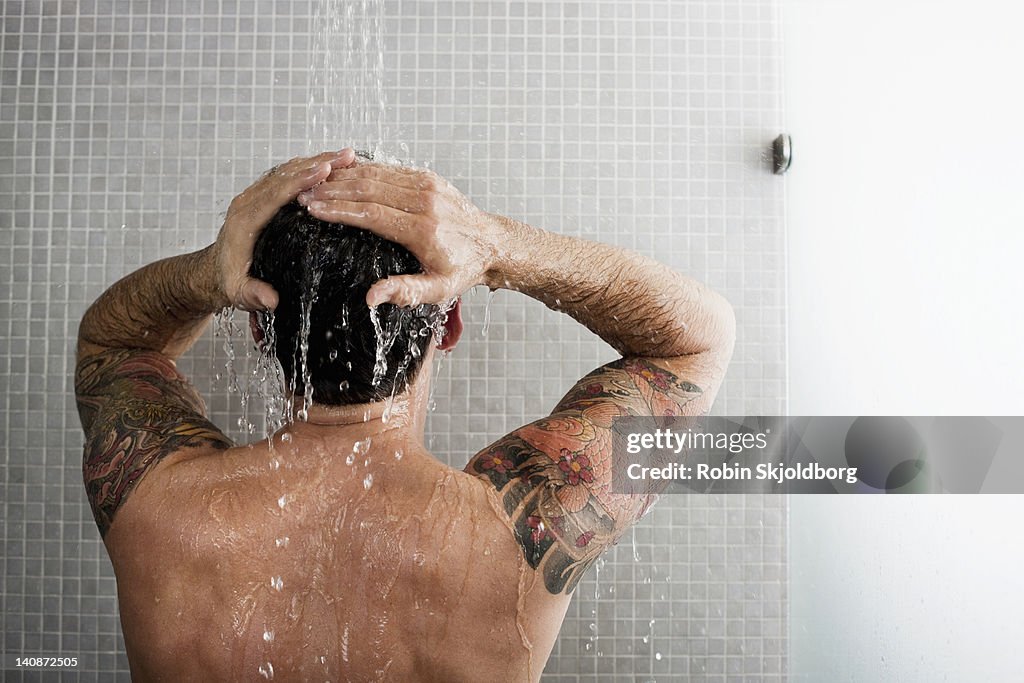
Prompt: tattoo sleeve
<box><xmin>465</xmin><ymin>358</ymin><xmax>704</xmax><ymax>594</ymax></box>
<box><xmin>75</xmin><ymin>349</ymin><xmax>233</xmax><ymax>537</ymax></box>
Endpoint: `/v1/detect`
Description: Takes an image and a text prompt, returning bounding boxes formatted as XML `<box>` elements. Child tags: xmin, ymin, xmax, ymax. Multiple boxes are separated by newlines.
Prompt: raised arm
<box><xmin>75</xmin><ymin>150</ymin><xmax>354</xmax><ymax>536</ymax></box>
<box><xmin>465</xmin><ymin>222</ymin><xmax>734</xmax><ymax>591</ymax></box>
<box><xmin>303</xmin><ymin>161</ymin><xmax>735</xmax><ymax>592</ymax></box>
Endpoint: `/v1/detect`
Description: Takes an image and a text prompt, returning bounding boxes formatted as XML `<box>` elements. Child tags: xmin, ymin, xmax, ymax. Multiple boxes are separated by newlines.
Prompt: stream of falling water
<box><xmin>214</xmin><ymin>308</ymin><xmax>290</xmax><ymax>442</ymax></box>
<box><xmin>307</xmin><ymin>0</ymin><xmax>386</xmax><ymax>156</ymax></box>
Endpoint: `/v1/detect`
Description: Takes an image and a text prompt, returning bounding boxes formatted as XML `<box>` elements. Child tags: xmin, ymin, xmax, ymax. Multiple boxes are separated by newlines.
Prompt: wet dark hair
<box><xmin>250</xmin><ymin>201</ymin><xmax>442</xmax><ymax>406</ymax></box>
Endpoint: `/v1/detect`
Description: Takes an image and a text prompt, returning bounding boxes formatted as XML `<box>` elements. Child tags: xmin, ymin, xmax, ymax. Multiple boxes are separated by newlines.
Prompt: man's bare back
<box><xmin>106</xmin><ymin>422</ymin><xmax>569</xmax><ymax>682</ymax></box>
<box><xmin>75</xmin><ymin>150</ymin><xmax>734</xmax><ymax>680</ymax></box>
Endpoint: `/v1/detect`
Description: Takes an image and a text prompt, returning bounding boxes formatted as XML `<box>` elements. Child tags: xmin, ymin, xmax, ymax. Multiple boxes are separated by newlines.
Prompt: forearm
<box><xmin>78</xmin><ymin>245</ymin><xmax>226</xmax><ymax>359</ymax></box>
<box><xmin>483</xmin><ymin>215</ymin><xmax>735</xmax><ymax>358</ymax></box>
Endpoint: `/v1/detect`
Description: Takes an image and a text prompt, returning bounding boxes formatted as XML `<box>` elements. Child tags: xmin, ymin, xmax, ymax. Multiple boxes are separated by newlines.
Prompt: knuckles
<box><xmin>416</xmin><ymin>189</ymin><xmax>437</xmax><ymax>213</ymax></box>
<box><xmin>417</xmin><ymin>215</ymin><xmax>439</xmax><ymax>236</ymax></box>
<box><xmin>350</xmin><ymin>178</ymin><xmax>374</xmax><ymax>196</ymax></box>
<box><xmin>362</xmin><ymin>203</ymin><xmax>382</xmax><ymax>222</ymax></box>
<box><xmin>417</xmin><ymin>172</ymin><xmax>439</xmax><ymax>193</ymax></box>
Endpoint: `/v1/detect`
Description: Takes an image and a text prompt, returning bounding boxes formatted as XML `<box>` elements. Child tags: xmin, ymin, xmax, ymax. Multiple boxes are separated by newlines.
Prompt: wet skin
<box><xmin>81</xmin><ymin>344</ymin><xmax>712</xmax><ymax>682</ymax></box>
<box><xmin>105</xmin><ymin>410</ymin><xmax>569</xmax><ymax>682</ymax></box>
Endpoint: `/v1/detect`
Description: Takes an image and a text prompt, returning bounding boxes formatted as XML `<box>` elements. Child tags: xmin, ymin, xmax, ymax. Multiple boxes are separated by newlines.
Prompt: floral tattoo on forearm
<box><xmin>75</xmin><ymin>349</ymin><xmax>232</xmax><ymax>537</ymax></box>
<box><xmin>466</xmin><ymin>358</ymin><xmax>703</xmax><ymax>594</ymax></box>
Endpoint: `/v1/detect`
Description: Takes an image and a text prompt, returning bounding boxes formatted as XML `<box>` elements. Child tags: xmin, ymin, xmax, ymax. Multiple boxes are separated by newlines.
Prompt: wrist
<box><xmin>194</xmin><ymin>244</ymin><xmax>231</xmax><ymax>311</ymax></box>
<box><xmin>481</xmin><ymin>213</ymin><xmax>529</xmax><ymax>290</ymax></box>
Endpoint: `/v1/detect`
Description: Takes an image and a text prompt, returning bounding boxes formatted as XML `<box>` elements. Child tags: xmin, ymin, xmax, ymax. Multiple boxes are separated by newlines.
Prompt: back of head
<box><xmin>251</xmin><ymin>201</ymin><xmax>443</xmax><ymax>406</ymax></box>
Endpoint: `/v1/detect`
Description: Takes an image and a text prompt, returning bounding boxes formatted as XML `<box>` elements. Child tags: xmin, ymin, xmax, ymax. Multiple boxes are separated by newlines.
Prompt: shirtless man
<box><xmin>75</xmin><ymin>148</ymin><xmax>735</xmax><ymax>681</ymax></box>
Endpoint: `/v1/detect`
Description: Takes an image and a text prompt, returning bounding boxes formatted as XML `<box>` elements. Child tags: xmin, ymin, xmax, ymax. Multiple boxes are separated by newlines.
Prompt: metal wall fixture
<box><xmin>773</xmin><ymin>133</ymin><xmax>793</xmax><ymax>175</ymax></box>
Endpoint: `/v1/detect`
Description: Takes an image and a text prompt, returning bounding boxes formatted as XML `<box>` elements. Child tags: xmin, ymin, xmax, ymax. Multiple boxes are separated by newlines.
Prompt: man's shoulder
<box><xmin>75</xmin><ymin>347</ymin><xmax>233</xmax><ymax>538</ymax></box>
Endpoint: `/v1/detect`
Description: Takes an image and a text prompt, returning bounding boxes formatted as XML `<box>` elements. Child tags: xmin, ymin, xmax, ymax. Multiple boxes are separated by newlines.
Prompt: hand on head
<box><xmin>297</xmin><ymin>159</ymin><xmax>502</xmax><ymax>308</ymax></box>
<box><xmin>212</xmin><ymin>148</ymin><xmax>357</xmax><ymax>311</ymax></box>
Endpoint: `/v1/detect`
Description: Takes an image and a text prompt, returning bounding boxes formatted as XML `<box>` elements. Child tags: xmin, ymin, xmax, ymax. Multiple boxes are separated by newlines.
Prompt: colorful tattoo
<box><xmin>75</xmin><ymin>349</ymin><xmax>232</xmax><ymax>537</ymax></box>
<box><xmin>466</xmin><ymin>358</ymin><xmax>703</xmax><ymax>594</ymax></box>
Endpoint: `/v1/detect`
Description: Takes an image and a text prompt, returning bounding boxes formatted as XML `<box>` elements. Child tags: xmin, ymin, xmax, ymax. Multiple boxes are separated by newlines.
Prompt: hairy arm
<box><xmin>483</xmin><ymin>213</ymin><xmax>736</xmax><ymax>361</ymax></box>
<box><xmin>77</xmin><ymin>247</ymin><xmax>226</xmax><ymax>360</ymax></box>
<box><xmin>465</xmin><ymin>220</ymin><xmax>734</xmax><ymax>593</ymax></box>
<box><xmin>75</xmin><ymin>151</ymin><xmax>353</xmax><ymax>536</ymax></box>
<box><xmin>75</xmin><ymin>248</ymin><xmax>237</xmax><ymax>536</ymax></box>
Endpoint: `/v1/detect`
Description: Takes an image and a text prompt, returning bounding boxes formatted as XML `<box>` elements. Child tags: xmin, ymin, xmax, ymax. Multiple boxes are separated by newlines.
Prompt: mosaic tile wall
<box><xmin>0</xmin><ymin>0</ymin><xmax>786</xmax><ymax>680</ymax></box>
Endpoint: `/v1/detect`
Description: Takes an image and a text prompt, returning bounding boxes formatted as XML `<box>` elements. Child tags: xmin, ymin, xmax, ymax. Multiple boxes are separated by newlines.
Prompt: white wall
<box><xmin>784</xmin><ymin>1</ymin><xmax>1024</xmax><ymax>680</ymax></box>
<box><xmin>785</xmin><ymin>0</ymin><xmax>1024</xmax><ymax>416</ymax></box>
<box><xmin>790</xmin><ymin>496</ymin><xmax>1024</xmax><ymax>681</ymax></box>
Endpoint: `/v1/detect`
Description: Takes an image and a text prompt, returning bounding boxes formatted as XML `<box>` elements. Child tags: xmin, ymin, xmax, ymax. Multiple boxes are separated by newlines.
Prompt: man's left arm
<box><xmin>75</xmin><ymin>150</ymin><xmax>353</xmax><ymax>536</ymax></box>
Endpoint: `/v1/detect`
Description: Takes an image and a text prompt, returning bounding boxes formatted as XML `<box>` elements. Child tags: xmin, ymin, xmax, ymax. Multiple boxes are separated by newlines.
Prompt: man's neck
<box><xmin>299</xmin><ymin>397</ymin><xmax>395</xmax><ymax>426</ymax></box>
<box><xmin>281</xmin><ymin>376</ymin><xmax>431</xmax><ymax>441</ymax></box>
<box><xmin>271</xmin><ymin>357</ymin><xmax>437</xmax><ymax>449</ymax></box>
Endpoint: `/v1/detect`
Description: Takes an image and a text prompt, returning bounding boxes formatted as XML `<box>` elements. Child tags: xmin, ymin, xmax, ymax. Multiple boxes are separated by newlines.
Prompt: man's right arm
<box><xmin>483</xmin><ymin>213</ymin><xmax>735</xmax><ymax>364</ymax></box>
<box><xmin>462</xmin><ymin>216</ymin><xmax>734</xmax><ymax>593</ymax></box>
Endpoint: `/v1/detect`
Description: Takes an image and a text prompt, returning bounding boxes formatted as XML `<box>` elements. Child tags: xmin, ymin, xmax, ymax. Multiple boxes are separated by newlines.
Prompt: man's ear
<box><xmin>437</xmin><ymin>297</ymin><xmax>463</xmax><ymax>351</ymax></box>
<box><xmin>249</xmin><ymin>311</ymin><xmax>265</xmax><ymax>347</ymax></box>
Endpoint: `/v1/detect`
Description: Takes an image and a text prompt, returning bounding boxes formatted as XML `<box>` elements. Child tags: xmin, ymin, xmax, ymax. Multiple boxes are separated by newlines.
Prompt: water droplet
<box><xmin>394</xmin><ymin>449</ymin><xmax>403</xmax><ymax>461</ymax></box>
<box><xmin>263</xmin><ymin>629</ymin><xmax>275</xmax><ymax>643</ymax></box>
<box><xmin>363</xmin><ymin>473</ymin><xmax>373</xmax><ymax>490</ymax></box>
<box><xmin>270</xmin><ymin>576</ymin><xmax>283</xmax><ymax>591</ymax></box>
<box><xmin>277</xmin><ymin>494</ymin><xmax>289</xmax><ymax>509</ymax></box>
<box><xmin>280</xmin><ymin>432</ymin><xmax>292</xmax><ymax>443</ymax></box>
<box><xmin>270</xmin><ymin>457</ymin><xmax>280</xmax><ymax>471</ymax></box>
<box><xmin>481</xmin><ymin>287</ymin><xmax>497</xmax><ymax>337</ymax></box>
<box><xmin>655</xmin><ymin>652</ymin><xmax>662</xmax><ymax>661</ymax></box>
<box><xmin>275</xmin><ymin>536</ymin><xmax>289</xmax><ymax>548</ymax></box>
<box><xmin>329</xmin><ymin>349</ymin><xmax>338</xmax><ymax>361</ymax></box>
<box><xmin>258</xmin><ymin>661</ymin><xmax>275</xmax><ymax>679</ymax></box>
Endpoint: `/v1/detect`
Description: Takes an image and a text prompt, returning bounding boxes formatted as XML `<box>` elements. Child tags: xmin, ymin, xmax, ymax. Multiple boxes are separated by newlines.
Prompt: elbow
<box><xmin>673</xmin><ymin>289</ymin><xmax>735</xmax><ymax>358</ymax></box>
<box><xmin>716</xmin><ymin>293</ymin><xmax>737</xmax><ymax>358</ymax></box>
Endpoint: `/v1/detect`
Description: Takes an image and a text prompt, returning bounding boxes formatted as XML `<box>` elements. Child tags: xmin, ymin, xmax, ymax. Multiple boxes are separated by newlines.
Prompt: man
<box><xmin>75</xmin><ymin>148</ymin><xmax>735</xmax><ymax>681</ymax></box>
